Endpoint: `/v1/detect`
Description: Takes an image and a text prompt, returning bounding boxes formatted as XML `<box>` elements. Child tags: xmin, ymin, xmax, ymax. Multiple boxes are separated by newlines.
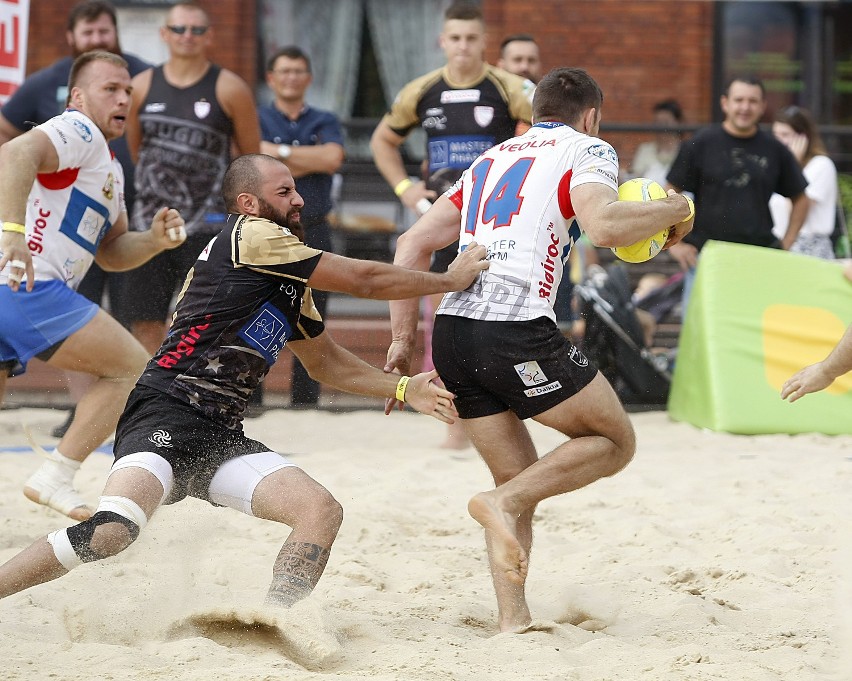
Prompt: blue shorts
<box><xmin>0</xmin><ymin>279</ymin><xmax>98</xmax><ymax>376</ymax></box>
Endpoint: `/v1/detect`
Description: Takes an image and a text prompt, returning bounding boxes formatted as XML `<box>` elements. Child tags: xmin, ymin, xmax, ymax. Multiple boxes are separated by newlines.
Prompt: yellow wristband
<box><xmin>679</xmin><ymin>196</ymin><xmax>695</xmax><ymax>224</ymax></box>
<box><xmin>395</xmin><ymin>375</ymin><xmax>411</xmax><ymax>402</ymax></box>
<box><xmin>2</xmin><ymin>222</ymin><xmax>26</xmax><ymax>234</ymax></box>
<box><xmin>394</xmin><ymin>178</ymin><xmax>413</xmax><ymax>197</ymax></box>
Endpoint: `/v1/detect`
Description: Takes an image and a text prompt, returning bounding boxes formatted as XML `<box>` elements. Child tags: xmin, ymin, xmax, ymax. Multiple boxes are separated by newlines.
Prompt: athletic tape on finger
<box><xmin>168</xmin><ymin>226</ymin><xmax>187</xmax><ymax>242</ymax></box>
<box><xmin>8</xmin><ymin>259</ymin><xmax>26</xmax><ymax>269</ymax></box>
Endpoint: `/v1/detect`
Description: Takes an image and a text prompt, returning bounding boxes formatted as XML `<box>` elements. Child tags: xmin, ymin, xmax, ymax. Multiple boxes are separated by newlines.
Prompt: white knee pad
<box><xmin>47</xmin><ymin>495</ymin><xmax>148</xmax><ymax>571</ymax></box>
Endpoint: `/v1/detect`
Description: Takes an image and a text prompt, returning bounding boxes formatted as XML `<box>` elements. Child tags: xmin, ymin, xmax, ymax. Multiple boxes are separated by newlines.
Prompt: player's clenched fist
<box><xmin>151</xmin><ymin>206</ymin><xmax>186</xmax><ymax>250</ymax></box>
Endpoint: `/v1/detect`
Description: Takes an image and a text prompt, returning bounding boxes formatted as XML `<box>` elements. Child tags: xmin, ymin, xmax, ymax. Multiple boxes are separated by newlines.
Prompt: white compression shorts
<box><xmin>109</xmin><ymin>450</ymin><xmax>297</xmax><ymax>516</ymax></box>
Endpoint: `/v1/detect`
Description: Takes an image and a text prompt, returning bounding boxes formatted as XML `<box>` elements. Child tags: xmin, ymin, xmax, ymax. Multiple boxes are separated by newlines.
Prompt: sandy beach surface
<box><xmin>0</xmin><ymin>404</ymin><xmax>849</xmax><ymax>680</ymax></box>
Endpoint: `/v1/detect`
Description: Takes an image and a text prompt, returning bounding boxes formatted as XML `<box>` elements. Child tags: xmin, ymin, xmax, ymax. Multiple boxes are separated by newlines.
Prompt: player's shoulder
<box><xmin>582</xmin><ymin>133</ymin><xmax>619</xmax><ymax>165</ymax></box>
<box><xmin>236</xmin><ymin>214</ymin><xmax>285</xmax><ymax>237</ymax></box>
<box><xmin>44</xmin><ymin>108</ymin><xmax>99</xmax><ymax>139</ymax></box>
<box><xmin>385</xmin><ymin>68</ymin><xmax>444</xmax><ymax>123</ymax></box>
<box><xmin>484</xmin><ymin>65</ymin><xmax>534</xmax><ymax>117</ymax></box>
<box><xmin>398</xmin><ymin>67</ymin><xmax>446</xmax><ymax>99</ymax></box>
<box><xmin>235</xmin><ymin>215</ymin><xmax>305</xmax><ymax>248</ymax></box>
<box><xmin>37</xmin><ymin>109</ymin><xmax>107</xmax><ymax>163</ymax></box>
<box><xmin>485</xmin><ymin>64</ymin><xmax>530</xmax><ymax>91</ymax></box>
<box><xmin>234</xmin><ymin>215</ymin><xmax>321</xmax><ymax>266</ymax></box>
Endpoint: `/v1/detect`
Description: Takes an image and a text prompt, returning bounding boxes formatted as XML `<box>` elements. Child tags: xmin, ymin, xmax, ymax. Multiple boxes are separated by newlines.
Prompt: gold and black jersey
<box><xmin>382</xmin><ymin>64</ymin><xmax>533</xmax><ymax>193</ymax></box>
<box><xmin>138</xmin><ymin>214</ymin><xmax>324</xmax><ymax>428</ymax></box>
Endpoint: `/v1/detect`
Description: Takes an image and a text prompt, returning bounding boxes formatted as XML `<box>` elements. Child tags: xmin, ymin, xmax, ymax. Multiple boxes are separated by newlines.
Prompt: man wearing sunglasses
<box><xmin>123</xmin><ymin>1</ymin><xmax>261</xmax><ymax>357</ymax></box>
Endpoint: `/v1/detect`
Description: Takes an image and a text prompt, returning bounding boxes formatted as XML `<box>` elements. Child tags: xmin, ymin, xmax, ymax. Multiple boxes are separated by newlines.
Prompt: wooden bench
<box><xmin>329</xmin><ymin>160</ymin><xmax>422</xmax><ymax>263</ymax></box>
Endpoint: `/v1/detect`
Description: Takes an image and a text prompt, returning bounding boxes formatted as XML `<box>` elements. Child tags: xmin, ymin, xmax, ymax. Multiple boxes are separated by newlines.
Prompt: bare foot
<box><xmin>468</xmin><ymin>492</ymin><xmax>528</xmax><ymax>585</ymax></box>
<box><xmin>499</xmin><ymin>611</ymin><xmax>533</xmax><ymax>633</ymax></box>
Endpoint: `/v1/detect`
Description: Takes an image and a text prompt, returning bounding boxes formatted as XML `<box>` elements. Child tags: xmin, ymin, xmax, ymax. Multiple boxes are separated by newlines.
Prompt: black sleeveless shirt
<box><xmin>132</xmin><ymin>64</ymin><xmax>234</xmax><ymax>236</ymax></box>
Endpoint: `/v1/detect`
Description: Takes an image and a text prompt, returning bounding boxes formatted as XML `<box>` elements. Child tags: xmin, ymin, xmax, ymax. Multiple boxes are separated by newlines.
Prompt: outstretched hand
<box><xmin>150</xmin><ymin>206</ymin><xmax>186</xmax><ymax>251</ymax></box>
<box><xmin>398</xmin><ymin>369</ymin><xmax>459</xmax><ymax>424</ymax></box>
<box><xmin>781</xmin><ymin>362</ymin><xmax>834</xmax><ymax>402</ymax></box>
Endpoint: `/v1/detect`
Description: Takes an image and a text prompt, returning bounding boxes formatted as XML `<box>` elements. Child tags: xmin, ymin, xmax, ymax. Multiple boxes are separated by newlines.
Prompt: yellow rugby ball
<box><xmin>611</xmin><ymin>178</ymin><xmax>670</xmax><ymax>263</ymax></box>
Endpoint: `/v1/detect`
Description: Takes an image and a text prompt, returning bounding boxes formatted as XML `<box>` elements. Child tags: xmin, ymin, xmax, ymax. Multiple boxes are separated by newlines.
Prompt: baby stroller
<box><xmin>573</xmin><ymin>264</ymin><xmax>675</xmax><ymax>406</ymax></box>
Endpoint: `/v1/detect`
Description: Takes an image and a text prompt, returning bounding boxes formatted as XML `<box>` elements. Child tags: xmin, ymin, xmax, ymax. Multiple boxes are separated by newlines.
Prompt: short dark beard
<box><xmin>257</xmin><ymin>197</ymin><xmax>304</xmax><ymax>241</ymax></box>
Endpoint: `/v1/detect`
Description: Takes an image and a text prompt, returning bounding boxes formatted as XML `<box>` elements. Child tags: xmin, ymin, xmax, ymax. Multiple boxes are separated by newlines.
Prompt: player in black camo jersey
<box><xmin>0</xmin><ymin>153</ymin><xmax>489</xmax><ymax>609</ymax></box>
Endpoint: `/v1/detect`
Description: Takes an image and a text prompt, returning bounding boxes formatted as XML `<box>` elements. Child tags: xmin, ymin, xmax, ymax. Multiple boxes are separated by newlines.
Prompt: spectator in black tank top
<box><xmin>120</xmin><ymin>1</ymin><xmax>260</xmax><ymax>357</ymax></box>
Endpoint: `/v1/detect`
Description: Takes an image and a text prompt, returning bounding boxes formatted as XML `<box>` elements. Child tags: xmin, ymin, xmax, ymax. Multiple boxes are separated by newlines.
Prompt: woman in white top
<box><xmin>625</xmin><ymin>99</ymin><xmax>683</xmax><ymax>187</ymax></box>
<box><xmin>770</xmin><ymin>106</ymin><xmax>838</xmax><ymax>259</ymax></box>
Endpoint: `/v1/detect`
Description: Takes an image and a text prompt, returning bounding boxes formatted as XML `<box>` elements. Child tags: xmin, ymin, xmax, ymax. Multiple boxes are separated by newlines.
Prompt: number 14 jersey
<box><xmin>438</xmin><ymin>122</ymin><xmax>619</xmax><ymax>324</ymax></box>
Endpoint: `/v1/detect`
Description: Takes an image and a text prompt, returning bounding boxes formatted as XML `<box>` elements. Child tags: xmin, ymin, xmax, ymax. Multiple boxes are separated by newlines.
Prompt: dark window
<box><xmin>716</xmin><ymin>1</ymin><xmax>852</xmax><ymax>171</ymax></box>
<box><xmin>716</xmin><ymin>2</ymin><xmax>801</xmax><ymax>121</ymax></box>
<box><xmin>350</xmin><ymin>11</ymin><xmax>386</xmax><ymax>119</ymax></box>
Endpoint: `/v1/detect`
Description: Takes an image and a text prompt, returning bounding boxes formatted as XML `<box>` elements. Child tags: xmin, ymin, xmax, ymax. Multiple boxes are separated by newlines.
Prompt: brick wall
<box><xmin>25</xmin><ymin>0</ymin><xmax>715</xmax><ymax>167</ymax></box>
<box><xmin>24</xmin><ymin>1</ymin><xmax>258</xmax><ymax>86</ymax></box>
<box><xmin>483</xmin><ymin>0</ymin><xmax>716</xmax><ymax>167</ymax></box>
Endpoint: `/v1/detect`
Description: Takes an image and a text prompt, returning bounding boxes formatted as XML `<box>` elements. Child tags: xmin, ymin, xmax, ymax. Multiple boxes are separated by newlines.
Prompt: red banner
<box><xmin>0</xmin><ymin>0</ymin><xmax>28</xmax><ymax>105</ymax></box>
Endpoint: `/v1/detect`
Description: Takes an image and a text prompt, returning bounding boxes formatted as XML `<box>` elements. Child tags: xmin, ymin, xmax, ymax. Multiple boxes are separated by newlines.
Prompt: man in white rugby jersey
<box><xmin>385</xmin><ymin>67</ymin><xmax>694</xmax><ymax>633</ymax></box>
<box><xmin>0</xmin><ymin>51</ymin><xmax>186</xmax><ymax>521</ymax></box>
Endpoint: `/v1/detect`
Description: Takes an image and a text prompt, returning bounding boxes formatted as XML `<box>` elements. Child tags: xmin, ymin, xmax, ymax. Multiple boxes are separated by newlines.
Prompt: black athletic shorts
<box><xmin>432</xmin><ymin>315</ymin><xmax>598</xmax><ymax>420</ymax></box>
<box><xmin>113</xmin><ymin>385</ymin><xmax>269</xmax><ymax>505</ymax></box>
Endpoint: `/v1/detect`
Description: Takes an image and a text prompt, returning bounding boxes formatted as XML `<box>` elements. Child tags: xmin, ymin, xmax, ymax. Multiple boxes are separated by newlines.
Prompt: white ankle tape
<box><xmin>47</xmin><ymin>529</ymin><xmax>83</xmax><ymax>571</ymax></box>
<box><xmin>52</xmin><ymin>449</ymin><xmax>81</xmax><ymax>470</ymax></box>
